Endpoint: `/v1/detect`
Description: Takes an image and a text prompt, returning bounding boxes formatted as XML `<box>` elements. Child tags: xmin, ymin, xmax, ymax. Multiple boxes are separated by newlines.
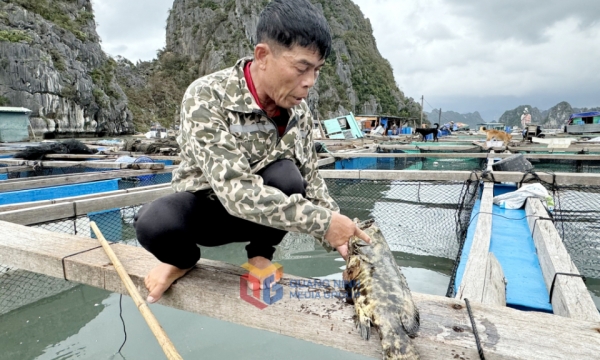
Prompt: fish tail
<box><xmin>397</xmin><ymin>272</ymin><xmax>421</xmax><ymax>337</ymax></box>
<box><xmin>380</xmin><ymin>326</ymin><xmax>421</xmax><ymax>360</ymax></box>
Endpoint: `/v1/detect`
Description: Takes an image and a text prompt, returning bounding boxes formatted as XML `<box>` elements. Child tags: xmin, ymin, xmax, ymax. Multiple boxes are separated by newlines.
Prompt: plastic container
<box><xmin>492</xmin><ymin>153</ymin><xmax>533</xmax><ymax>172</ymax></box>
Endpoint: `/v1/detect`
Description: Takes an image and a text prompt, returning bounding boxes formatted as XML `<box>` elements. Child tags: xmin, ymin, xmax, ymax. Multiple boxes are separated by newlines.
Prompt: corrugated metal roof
<box><xmin>0</xmin><ymin>107</ymin><xmax>32</xmax><ymax>113</ymax></box>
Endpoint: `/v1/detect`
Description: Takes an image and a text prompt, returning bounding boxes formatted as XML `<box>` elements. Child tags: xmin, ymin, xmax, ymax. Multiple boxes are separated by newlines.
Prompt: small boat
<box><xmin>565</xmin><ymin>111</ymin><xmax>600</xmax><ymax>134</ymax></box>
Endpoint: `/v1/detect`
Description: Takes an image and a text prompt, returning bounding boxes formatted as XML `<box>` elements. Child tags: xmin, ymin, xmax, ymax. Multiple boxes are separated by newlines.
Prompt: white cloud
<box><xmin>353</xmin><ymin>0</ymin><xmax>600</xmax><ymax>118</ymax></box>
<box><xmin>93</xmin><ymin>0</ymin><xmax>172</xmax><ymax>62</ymax></box>
<box><xmin>92</xmin><ymin>0</ymin><xmax>600</xmax><ymax>119</ymax></box>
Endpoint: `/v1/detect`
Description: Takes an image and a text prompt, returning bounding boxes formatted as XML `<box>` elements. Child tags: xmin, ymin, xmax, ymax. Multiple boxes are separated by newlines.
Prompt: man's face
<box><xmin>263</xmin><ymin>45</ymin><xmax>325</xmax><ymax>109</ymax></box>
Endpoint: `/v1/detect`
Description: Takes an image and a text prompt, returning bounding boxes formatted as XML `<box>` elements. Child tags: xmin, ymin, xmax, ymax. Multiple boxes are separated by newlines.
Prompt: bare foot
<box><xmin>247</xmin><ymin>256</ymin><xmax>282</xmax><ymax>290</ymax></box>
<box><xmin>144</xmin><ymin>262</ymin><xmax>192</xmax><ymax>303</ymax></box>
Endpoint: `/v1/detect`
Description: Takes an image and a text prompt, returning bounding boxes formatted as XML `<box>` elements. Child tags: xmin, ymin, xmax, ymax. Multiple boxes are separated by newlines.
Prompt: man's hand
<box><xmin>325</xmin><ymin>212</ymin><xmax>371</xmax><ymax>260</ymax></box>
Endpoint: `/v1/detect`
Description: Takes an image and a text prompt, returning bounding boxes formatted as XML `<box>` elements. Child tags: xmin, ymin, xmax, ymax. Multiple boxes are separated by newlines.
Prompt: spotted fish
<box><xmin>344</xmin><ymin>220</ymin><xmax>421</xmax><ymax>360</ymax></box>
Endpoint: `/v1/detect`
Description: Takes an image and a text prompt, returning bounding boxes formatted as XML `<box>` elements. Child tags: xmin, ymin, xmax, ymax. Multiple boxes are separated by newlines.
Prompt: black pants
<box><xmin>134</xmin><ymin>159</ymin><xmax>307</xmax><ymax>269</ymax></box>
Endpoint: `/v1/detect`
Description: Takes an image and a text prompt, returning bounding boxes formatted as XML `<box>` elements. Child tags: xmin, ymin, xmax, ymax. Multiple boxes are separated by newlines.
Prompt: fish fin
<box><xmin>356</xmin><ymin>313</ymin><xmax>371</xmax><ymax>341</ymax></box>
<box><xmin>397</xmin><ymin>271</ymin><xmax>421</xmax><ymax>337</ymax></box>
<box><xmin>401</xmin><ymin>307</ymin><xmax>420</xmax><ymax>338</ymax></box>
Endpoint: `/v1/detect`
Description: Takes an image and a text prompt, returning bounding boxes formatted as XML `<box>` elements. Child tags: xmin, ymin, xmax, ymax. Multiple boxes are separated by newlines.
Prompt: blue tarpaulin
<box><xmin>570</xmin><ymin>112</ymin><xmax>600</xmax><ymax>119</ymax></box>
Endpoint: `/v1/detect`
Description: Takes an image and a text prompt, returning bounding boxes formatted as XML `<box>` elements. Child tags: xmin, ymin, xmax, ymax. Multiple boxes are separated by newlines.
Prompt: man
<box><xmin>134</xmin><ymin>0</ymin><xmax>371</xmax><ymax>304</ymax></box>
<box><xmin>441</xmin><ymin>121</ymin><xmax>454</xmax><ymax>132</ymax></box>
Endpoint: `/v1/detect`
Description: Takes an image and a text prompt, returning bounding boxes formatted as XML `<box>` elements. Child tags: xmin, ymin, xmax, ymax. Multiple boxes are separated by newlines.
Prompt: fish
<box><xmin>344</xmin><ymin>219</ymin><xmax>421</xmax><ymax>360</ymax></box>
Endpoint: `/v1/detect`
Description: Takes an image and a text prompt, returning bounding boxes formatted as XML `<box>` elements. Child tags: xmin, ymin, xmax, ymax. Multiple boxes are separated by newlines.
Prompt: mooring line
<box><xmin>60</xmin><ymin>242</ymin><xmax>117</xmax><ymax>280</ymax></box>
<box><xmin>549</xmin><ymin>272</ymin><xmax>586</xmax><ymax>303</ymax></box>
<box><xmin>464</xmin><ymin>298</ymin><xmax>485</xmax><ymax>360</ymax></box>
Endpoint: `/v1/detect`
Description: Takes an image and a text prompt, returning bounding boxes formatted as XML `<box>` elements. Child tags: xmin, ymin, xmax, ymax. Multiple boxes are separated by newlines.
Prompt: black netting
<box><xmin>545</xmin><ymin>185</ymin><xmax>600</xmax><ymax>278</ymax></box>
<box><xmin>529</xmin><ymin>159</ymin><xmax>600</xmax><ymax>173</ymax></box>
<box><xmin>2</xmin><ymin>172</ymin><xmax>599</xmax><ymax>314</ymax></box>
<box><xmin>326</xmin><ymin>179</ymin><xmax>469</xmax><ymax>258</ymax></box>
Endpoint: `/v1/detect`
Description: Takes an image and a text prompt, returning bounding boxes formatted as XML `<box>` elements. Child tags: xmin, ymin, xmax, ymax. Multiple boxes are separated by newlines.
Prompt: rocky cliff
<box><xmin>117</xmin><ymin>0</ymin><xmax>422</xmax><ymax>131</ymax></box>
<box><xmin>498</xmin><ymin>105</ymin><xmax>543</xmax><ymax>128</ymax></box>
<box><xmin>0</xmin><ymin>0</ymin><xmax>133</xmax><ymax>137</ymax></box>
<box><xmin>542</xmin><ymin>101</ymin><xmax>573</xmax><ymax>127</ymax></box>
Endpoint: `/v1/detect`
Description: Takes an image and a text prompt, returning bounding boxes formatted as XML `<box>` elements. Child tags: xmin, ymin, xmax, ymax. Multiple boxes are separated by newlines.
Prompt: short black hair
<box><xmin>256</xmin><ymin>0</ymin><xmax>332</xmax><ymax>59</ymax></box>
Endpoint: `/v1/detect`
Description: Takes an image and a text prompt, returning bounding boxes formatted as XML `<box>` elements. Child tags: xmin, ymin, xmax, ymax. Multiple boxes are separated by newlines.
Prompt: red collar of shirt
<box><xmin>244</xmin><ymin>61</ymin><xmax>281</xmax><ymax>118</ymax></box>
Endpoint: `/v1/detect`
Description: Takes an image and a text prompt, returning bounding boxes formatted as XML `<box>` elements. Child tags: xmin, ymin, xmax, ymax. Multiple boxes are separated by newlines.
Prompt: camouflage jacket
<box><xmin>172</xmin><ymin>58</ymin><xmax>339</xmax><ymax>249</ymax></box>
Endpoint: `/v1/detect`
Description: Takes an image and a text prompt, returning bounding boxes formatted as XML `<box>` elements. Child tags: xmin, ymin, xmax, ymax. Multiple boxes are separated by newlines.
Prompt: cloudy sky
<box><xmin>94</xmin><ymin>0</ymin><xmax>600</xmax><ymax>121</ymax></box>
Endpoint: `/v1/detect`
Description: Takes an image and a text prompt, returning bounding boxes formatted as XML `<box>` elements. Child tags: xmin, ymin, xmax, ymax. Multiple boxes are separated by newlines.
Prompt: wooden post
<box><xmin>90</xmin><ymin>222</ymin><xmax>183</xmax><ymax>360</ymax></box>
<box><xmin>316</xmin><ymin>114</ymin><xmax>327</xmax><ymax>139</ymax></box>
<box><xmin>525</xmin><ymin>199</ymin><xmax>600</xmax><ymax>321</ymax></box>
<box><xmin>420</xmin><ymin>95</ymin><xmax>424</xmax><ymax>127</ymax></box>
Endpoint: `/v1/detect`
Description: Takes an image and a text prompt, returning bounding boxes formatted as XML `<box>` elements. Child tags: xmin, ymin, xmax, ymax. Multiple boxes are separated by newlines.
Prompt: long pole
<box><xmin>420</xmin><ymin>95</ymin><xmax>424</xmax><ymax>127</ymax></box>
<box><xmin>316</xmin><ymin>113</ymin><xmax>327</xmax><ymax>139</ymax></box>
<box><xmin>438</xmin><ymin>108</ymin><xmax>442</xmax><ymax>125</ymax></box>
<box><xmin>90</xmin><ymin>222</ymin><xmax>183</xmax><ymax>360</ymax></box>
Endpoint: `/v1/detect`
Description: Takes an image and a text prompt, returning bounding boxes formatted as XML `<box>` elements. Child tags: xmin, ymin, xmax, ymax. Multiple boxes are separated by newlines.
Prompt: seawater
<box><xmin>1</xmin><ymin>176</ymin><xmax>599</xmax><ymax>359</ymax></box>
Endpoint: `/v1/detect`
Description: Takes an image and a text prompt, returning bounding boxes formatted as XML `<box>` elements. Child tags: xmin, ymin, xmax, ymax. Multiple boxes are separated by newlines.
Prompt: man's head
<box><xmin>253</xmin><ymin>0</ymin><xmax>332</xmax><ymax>109</ymax></box>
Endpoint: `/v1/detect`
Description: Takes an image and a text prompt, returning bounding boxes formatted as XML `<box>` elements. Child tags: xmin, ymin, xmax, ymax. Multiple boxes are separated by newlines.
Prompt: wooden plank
<box><xmin>0</xmin><ymin>159</ymin><xmax>165</xmax><ymax>169</ymax></box>
<box><xmin>36</xmin><ymin>154</ymin><xmax>114</xmax><ymax>159</ymax></box>
<box><xmin>455</xmin><ymin>181</ymin><xmax>495</xmax><ymax>303</ymax></box>
<box><xmin>329</xmin><ymin>152</ymin><xmax>600</xmax><ymax>160</ymax></box>
<box><xmin>319</xmin><ymin>169</ymin><xmax>600</xmax><ymax>186</ymax></box>
<box><xmin>0</xmin><ymin>166</ymin><xmax>32</xmax><ymax>174</ymax></box>
<box><xmin>0</xmin><ymin>221</ymin><xmax>599</xmax><ymax>359</ymax></box>
<box><xmin>376</xmin><ymin>145</ymin><xmax>481</xmax><ymax>151</ymax></box>
<box><xmin>482</xmin><ymin>252</ymin><xmax>507</xmax><ymax>306</ymax></box>
<box><xmin>317</xmin><ymin>157</ymin><xmax>335</xmax><ymax>167</ymax></box>
<box><xmin>525</xmin><ymin>198</ymin><xmax>600</xmax><ymax>321</ymax></box>
<box><xmin>0</xmin><ymin>186</ymin><xmax>174</xmax><ymax>225</ymax></box>
<box><xmin>0</xmin><ymin>184</ymin><xmax>171</xmax><ymax>212</ymax></box>
<box><xmin>0</xmin><ymin>166</ymin><xmax>175</xmax><ymax>192</ymax></box>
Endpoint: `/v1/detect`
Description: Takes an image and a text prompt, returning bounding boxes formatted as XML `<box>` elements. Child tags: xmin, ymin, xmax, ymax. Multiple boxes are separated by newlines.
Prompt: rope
<box><xmin>549</xmin><ymin>272</ymin><xmax>585</xmax><ymax>303</ymax></box>
<box><xmin>464</xmin><ymin>298</ymin><xmax>486</xmax><ymax>360</ymax></box>
<box><xmin>117</xmin><ymin>293</ymin><xmax>128</xmax><ymax>354</ymax></box>
<box><xmin>60</xmin><ymin>242</ymin><xmax>116</xmax><ymax>280</ymax></box>
<box><xmin>531</xmin><ymin>216</ymin><xmax>553</xmax><ymax>241</ymax></box>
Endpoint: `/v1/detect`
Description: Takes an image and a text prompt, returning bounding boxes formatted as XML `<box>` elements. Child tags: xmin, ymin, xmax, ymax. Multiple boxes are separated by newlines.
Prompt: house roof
<box><xmin>0</xmin><ymin>107</ymin><xmax>32</xmax><ymax>114</ymax></box>
<box><xmin>570</xmin><ymin>112</ymin><xmax>600</xmax><ymax>119</ymax></box>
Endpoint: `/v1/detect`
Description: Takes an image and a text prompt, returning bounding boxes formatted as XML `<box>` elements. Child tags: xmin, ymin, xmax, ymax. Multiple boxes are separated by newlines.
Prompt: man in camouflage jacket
<box><xmin>135</xmin><ymin>0</ymin><xmax>370</xmax><ymax>304</ymax></box>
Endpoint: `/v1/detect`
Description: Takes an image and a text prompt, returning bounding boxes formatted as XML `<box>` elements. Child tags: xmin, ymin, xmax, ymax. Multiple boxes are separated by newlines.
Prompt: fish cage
<box><xmin>2</xmin><ymin>172</ymin><xmax>600</xmax><ymax>358</ymax></box>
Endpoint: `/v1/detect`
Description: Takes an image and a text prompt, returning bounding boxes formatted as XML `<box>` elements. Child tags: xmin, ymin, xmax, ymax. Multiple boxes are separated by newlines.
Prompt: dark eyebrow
<box><xmin>298</xmin><ymin>59</ymin><xmax>316</xmax><ymax>67</ymax></box>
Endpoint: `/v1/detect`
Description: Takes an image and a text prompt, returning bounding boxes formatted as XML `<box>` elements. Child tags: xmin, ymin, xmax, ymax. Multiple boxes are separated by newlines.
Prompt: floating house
<box><xmin>477</xmin><ymin>122</ymin><xmax>508</xmax><ymax>132</ymax></box>
<box><xmin>0</xmin><ymin>107</ymin><xmax>31</xmax><ymax>143</ymax></box>
<box><xmin>354</xmin><ymin>114</ymin><xmax>414</xmax><ymax>135</ymax></box>
<box><xmin>565</xmin><ymin>111</ymin><xmax>600</xmax><ymax>134</ymax></box>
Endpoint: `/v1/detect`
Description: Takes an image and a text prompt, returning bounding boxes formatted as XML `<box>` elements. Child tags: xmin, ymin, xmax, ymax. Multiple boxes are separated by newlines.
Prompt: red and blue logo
<box><xmin>239</xmin><ymin>262</ymin><xmax>283</xmax><ymax>309</ymax></box>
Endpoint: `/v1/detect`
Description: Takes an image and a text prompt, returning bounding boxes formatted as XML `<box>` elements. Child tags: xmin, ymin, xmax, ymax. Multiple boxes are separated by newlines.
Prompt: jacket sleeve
<box><xmin>181</xmin><ymin>88</ymin><xmax>334</xmax><ymax>240</ymax></box>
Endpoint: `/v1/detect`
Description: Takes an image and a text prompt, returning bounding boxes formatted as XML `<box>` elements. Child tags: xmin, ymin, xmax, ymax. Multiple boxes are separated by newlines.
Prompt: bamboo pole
<box><xmin>90</xmin><ymin>222</ymin><xmax>183</xmax><ymax>360</ymax></box>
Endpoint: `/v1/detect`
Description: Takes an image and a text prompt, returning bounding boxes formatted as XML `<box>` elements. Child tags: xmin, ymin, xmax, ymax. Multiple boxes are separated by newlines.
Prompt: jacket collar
<box><xmin>221</xmin><ymin>57</ymin><xmax>306</xmax><ymax>120</ymax></box>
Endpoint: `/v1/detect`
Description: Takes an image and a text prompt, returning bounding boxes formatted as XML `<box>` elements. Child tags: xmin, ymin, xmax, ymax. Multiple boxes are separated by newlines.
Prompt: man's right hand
<box><xmin>324</xmin><ymin>212</ymin><xmax>371</xmax><ymax>259</ymax></box>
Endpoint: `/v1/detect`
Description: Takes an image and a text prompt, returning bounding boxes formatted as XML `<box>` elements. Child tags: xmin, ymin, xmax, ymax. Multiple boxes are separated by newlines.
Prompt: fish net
<box><xmin>1</xmin><ymin>172</ymin><xmax>600</xmax><ymax>313</ymax></box>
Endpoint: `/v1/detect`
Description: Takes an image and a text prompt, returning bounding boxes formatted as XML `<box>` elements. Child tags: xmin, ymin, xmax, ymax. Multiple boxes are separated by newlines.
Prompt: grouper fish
<box><xmin>344</xmin><ymin>220</ymin><xmax>421</xmax><ymax>360</ymax></box>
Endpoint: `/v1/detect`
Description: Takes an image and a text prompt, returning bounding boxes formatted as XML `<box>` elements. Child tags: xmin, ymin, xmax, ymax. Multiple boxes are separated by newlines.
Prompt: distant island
<box><xmin>426</xmin><ymin>101</ymin><xmax>600</xmax><ymax>129</ymax></box>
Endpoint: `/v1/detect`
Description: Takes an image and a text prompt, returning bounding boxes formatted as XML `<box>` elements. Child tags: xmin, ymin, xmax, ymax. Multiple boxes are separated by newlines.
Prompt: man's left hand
<box><xmin>337</xmin><ymin>243</ymin><xmax>349</xmax><ymax>260</ymax></box>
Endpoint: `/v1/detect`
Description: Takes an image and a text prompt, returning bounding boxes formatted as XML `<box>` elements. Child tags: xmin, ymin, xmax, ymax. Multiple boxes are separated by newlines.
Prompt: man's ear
<box><xmin>254</xmin><ymin>43</ymin><xmax>271</xmax><ymax>70</ymax></box>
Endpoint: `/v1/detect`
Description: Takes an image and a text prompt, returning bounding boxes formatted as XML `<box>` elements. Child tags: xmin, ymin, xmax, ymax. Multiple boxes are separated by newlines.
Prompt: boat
<box><xmin>565</xmin><ymin>111</ymin><xmax>600</xmax><ymax>134</ymax></box>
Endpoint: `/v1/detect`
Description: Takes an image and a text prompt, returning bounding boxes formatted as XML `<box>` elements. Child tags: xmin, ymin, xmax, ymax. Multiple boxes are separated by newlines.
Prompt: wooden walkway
<box><xmin>1</xmin><ymin>221</ymin><xmax>599</xmax><ymax>359</ymax></box>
